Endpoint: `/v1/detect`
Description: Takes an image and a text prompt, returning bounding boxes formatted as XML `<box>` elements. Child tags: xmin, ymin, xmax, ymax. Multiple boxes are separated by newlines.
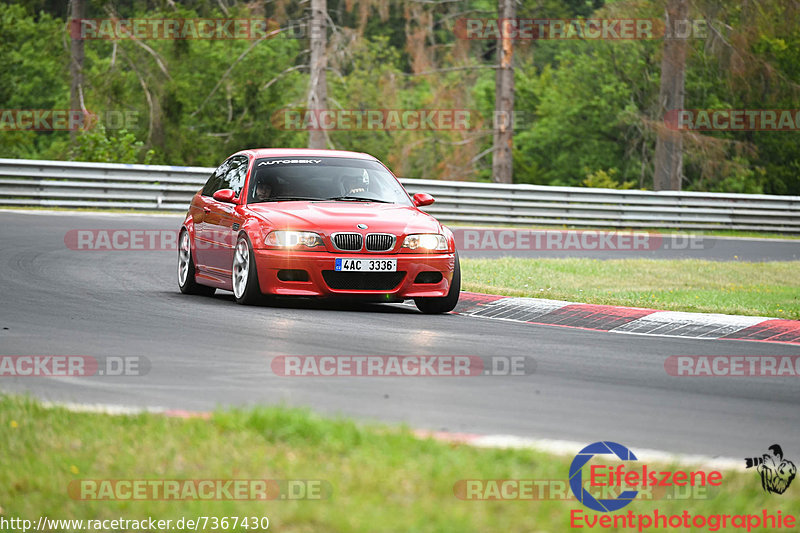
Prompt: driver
<box><xmin>254</xmin><ymin>180</ymin><xmax>273</xmax><ymax>202</ymax></box>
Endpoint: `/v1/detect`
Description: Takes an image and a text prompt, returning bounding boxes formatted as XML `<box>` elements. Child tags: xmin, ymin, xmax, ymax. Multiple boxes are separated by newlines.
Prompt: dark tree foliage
<box><xmin>1</xmin><ymin>0</ymin><xmax>797</xmax><ymax>195</ymax></box>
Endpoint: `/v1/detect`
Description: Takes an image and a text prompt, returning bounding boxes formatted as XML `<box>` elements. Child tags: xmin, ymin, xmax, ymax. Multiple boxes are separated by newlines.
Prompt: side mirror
<box><xmin>413</xmin><ymin>193</ymin><xmax>435</xmax><ymax>207</ymax></box>
<box><xmin>212</xmin><ymin>189</ymin><xmax>236</xmax><ymax>203</ymax></box>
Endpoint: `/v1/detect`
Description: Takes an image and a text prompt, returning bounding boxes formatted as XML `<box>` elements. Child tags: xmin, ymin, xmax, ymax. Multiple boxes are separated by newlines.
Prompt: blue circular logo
<box><xmin>569</xmin><ymin>441</ymin><xmax>639</xmax><ymax>512</ymax></box>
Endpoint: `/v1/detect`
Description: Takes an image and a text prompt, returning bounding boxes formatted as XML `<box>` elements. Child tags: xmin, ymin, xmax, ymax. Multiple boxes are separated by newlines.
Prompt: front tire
<box><xmin>232</xmin><ymin>233</ymin><xmax>263</xmax><ymax>305</ymax></box>
<box><xmin>414</xmin><ymin>251</ymin><xmax>461</xmax><ymax>314</ymax></box>
<box><xmin>178</xmin><ymin>229</ymin><xmax>215</xmax><ymax>296</ymax></box>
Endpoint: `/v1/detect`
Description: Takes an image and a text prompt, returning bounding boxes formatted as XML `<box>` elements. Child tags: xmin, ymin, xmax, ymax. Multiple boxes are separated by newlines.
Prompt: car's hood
<box><xmin>246</xmin><ymin>201</ymin><xmax>442</xmax><ymax>235</ymax></box>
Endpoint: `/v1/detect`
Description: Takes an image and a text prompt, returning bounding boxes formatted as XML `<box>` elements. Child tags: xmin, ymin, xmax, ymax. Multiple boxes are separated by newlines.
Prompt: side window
<box><xmin>225</xmin><ymin>157</ymin><xmax>248</xmax><ymax>197</ymax></box>
<box><xmin>201</xmin><ymin>156</ymin><xmax>247</xmax><ymax>197</ymax></box>
<box><xmin>201</xmin><ymin>160</ymin><xmax>231</xmax><ymax>196</ymax></box>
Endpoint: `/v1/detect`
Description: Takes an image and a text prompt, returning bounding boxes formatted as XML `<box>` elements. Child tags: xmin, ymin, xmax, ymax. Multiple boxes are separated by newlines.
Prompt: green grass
<box><xmin>2</xmin><ymin>395</ymin><xmax>797</xmax><ymax>532</ymax></box>
<box><xmin>461</xmin><ymin>258</ymin><xmax>800</xmax><ymax>320</ymax></box>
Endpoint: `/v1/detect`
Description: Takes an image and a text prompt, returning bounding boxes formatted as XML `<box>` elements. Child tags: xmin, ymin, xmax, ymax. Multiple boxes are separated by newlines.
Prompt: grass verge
<box><xmin>461</xmin><ymin>258</ymin><xmax>800</xmax><ymax>320</ymax></box>
<box><xmin>1</xmin><ymin>395</ymin><xmax>798</xmax><ymax>532</ymax></box>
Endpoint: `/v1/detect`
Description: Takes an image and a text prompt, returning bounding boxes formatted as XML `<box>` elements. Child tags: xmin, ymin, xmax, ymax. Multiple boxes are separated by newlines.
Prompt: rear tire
<box><xmin>232</xmin><ymin>233</ymin><xmax>263</xmax><ymax>305</ymax></box>
<box><xmin>414</xmin><ymin>251</ymin><xmax>460</xmax><ymax>314</ymax></box>
<box><xmin>178</xmin><ymin>229</ymin><xmax>215</xmax><ymax>296</ymax></box>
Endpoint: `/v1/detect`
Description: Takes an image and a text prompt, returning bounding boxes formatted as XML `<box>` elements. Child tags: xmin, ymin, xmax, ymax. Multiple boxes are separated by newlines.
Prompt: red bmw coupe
<box><xmin>178</xmin><ymin>149</ymin><xmax>460</xmax><ymax>313</ymax></box>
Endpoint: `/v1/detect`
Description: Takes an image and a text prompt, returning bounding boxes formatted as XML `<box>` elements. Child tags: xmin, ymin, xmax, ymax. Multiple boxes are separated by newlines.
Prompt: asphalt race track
<box><xmin>1</xmin><ymin>210</ymin><xmax>799</xmax><ymax>459</ymax></box>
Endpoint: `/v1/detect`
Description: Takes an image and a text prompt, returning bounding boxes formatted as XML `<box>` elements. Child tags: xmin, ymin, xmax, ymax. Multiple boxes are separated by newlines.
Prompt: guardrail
<box><xmin>1</xmin><ymin>158</ymin><xmax>799</xmax><ymax>232</ymax></box>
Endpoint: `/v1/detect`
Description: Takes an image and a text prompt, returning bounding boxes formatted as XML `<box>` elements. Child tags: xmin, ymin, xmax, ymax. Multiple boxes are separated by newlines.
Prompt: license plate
<box><xmin>335</xmin><ymin>258</ymin><xmax>397</xmax><ymax>272</ymax></box>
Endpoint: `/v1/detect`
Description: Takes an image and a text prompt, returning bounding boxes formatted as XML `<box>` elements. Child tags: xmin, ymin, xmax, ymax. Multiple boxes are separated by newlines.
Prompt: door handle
<box><xmin>203</xmin><ymin>206</ymin><xmax>211</xmax><ymax>213</ymax></box>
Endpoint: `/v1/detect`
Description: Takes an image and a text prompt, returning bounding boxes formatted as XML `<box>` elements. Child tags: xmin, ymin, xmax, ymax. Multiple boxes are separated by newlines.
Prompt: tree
<box><xmin>653</xmin><ymin>0</ymin><xmax>688</xmax><ymax>191</ymax></box>
<box><xmin>308</xmin><ymin>0</ymin><xmax>328</xmax><ymax>149</ymax></box>
<box><xmin>68</xmin><ymin>0</ymin><xmax>85</xmax><ymax>142</ymax></box>
<box><xmin>491</xmin><ymin>0</ymin><xmax>515</xmax><ymax>183</ymax></box>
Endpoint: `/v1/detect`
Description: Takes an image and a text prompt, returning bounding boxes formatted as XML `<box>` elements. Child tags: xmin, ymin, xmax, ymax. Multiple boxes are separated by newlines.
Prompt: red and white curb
<box><xmin>37</xmin><ymin>401</ymin><xmax>741</xmax><ymax>470</ymax></box>
<box><xmin>453</xmin><ymin>293</ymin><xmax>800</xmax><ymax>345</ymax></box>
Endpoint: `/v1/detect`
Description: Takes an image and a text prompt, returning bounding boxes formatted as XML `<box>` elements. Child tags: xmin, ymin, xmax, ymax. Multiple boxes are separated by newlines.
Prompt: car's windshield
<box><xmin>248</xmin><ymin>157</ymin><xmax>412</xmax><ymax>206</ymax></box>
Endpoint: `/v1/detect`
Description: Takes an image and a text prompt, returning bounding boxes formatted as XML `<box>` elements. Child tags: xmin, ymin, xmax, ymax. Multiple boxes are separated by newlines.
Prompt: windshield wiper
<box><xmin>263</xmin><ymin>195</ymin><xmax>327</xmax><ymax>202</ymax></box>
<box><xmin>326</xmin><ymin>196</ymin><xmax>394</xmax><ymax>203</ymax></box>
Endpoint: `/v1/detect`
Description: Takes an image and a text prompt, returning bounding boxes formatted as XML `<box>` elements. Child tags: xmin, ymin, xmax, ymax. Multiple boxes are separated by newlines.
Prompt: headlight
<box><xmin>402</xmin><ymin>233</ymin><xmax>448</xmax><ymax>251</ymax></box>
<box><xmin>265</xmin><ymin>230</ymin><xmax>324</xmax><ymax>248</ymax></box>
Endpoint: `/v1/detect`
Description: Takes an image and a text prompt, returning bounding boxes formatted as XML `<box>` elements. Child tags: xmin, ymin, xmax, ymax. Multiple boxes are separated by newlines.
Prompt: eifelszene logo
<box><xmin>569</xmin><ymin>441</ymin><xmax>723</xmax><ymax>513</ymax></box>
<box><xmin>569</xmin><ymin>441</ymin><xmax>639</xmax><ymax>512</ymax></box>
<box><xmin>744</xmin><ymin>444</ymin><xmax>796</xmax><ymax>495</ymax></box>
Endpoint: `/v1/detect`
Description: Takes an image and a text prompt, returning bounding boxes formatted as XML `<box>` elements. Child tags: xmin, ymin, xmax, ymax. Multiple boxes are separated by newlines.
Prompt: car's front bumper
<box><xmin>253</xmin><ymin>249</ymin><xmax>455</xmax><ymax>298</ymax></box>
